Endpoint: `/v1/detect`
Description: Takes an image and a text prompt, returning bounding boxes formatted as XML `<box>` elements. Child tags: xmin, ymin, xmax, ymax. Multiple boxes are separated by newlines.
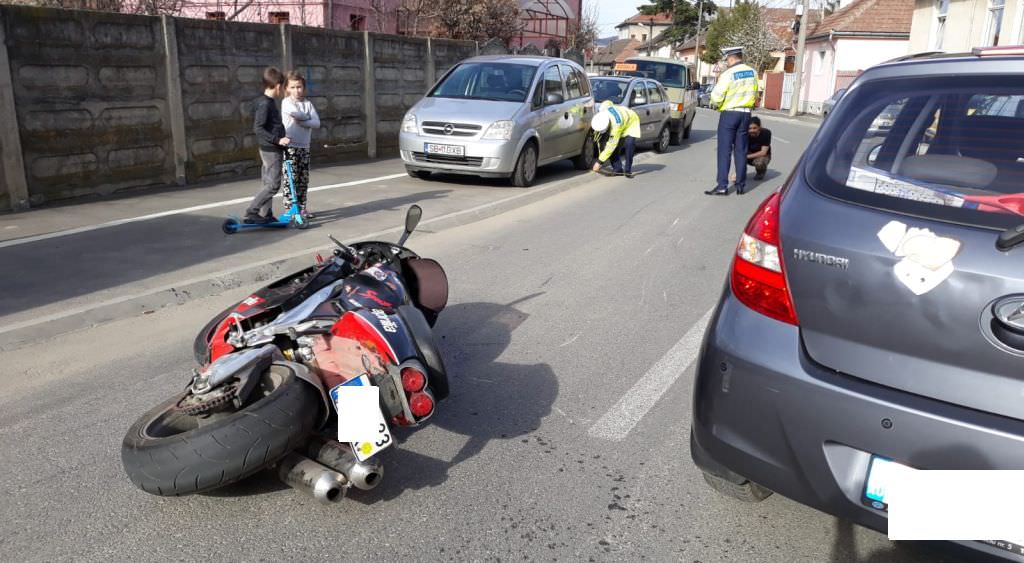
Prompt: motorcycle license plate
<box><xmin>424</xmin><ymin>143</ymin><xmax>464</xmax><ymax>157</ymax></box>
<box><xmin>330</xmin><ymin>375</ymin><xmax>393</xmax><ymax>462</ymax></box>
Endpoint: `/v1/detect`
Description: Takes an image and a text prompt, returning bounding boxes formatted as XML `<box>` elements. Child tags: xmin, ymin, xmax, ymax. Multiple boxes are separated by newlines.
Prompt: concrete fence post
<box><xmin>363</xmin><ymin>31</ymin><xmax>376</xmax><ymax>159</ymax></box>
<box><xmin>475</xmin><ymin>40</ymin><xmax>480</xmax><ymax>56</ymax></box>
<box><xmin>161</xmin><ymin>15</ymin><xmax>187</xmax><ymax>186</ymax></box>
<box><xmin>425</xmin><ymin>37</ymin><xmax>435</xmax><ymax>92</ymax></box>
<box><xmin>0</xmin><ymin>9</ymin><xmax>30</xmax><ymax>211</ymax></box>
<box><xmin>280</xmin><ymin>23</ymin><xmax>293</xmax><ymax>72</ymax></box>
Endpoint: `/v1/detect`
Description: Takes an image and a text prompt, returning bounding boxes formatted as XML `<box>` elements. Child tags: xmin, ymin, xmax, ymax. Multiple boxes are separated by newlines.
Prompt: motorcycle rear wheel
<box><xmin>121</xmin><ymin>363</ymin><xmax>320</xmax><ymax>496</ymax></box>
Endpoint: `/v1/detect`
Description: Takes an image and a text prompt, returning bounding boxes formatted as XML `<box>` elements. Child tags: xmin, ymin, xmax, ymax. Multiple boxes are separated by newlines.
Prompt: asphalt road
<box><xmin>0</xmin><ymin>111</ymin><xmax>973</xmax><ymax>562</ymax></box>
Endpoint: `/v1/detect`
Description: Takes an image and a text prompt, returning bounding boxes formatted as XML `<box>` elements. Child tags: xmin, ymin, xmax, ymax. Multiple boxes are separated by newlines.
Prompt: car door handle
<box><xmin>564</xmin><ymin>112</ymin><xmax>570</xmax><ymax>119</ymax></box>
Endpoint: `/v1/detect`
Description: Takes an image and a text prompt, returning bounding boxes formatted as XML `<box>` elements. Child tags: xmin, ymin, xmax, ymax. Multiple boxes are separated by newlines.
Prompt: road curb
<box><xmin>0</xmin><ymin>154</ymin><xmax>655</xmax><ymax>351</ymax></box>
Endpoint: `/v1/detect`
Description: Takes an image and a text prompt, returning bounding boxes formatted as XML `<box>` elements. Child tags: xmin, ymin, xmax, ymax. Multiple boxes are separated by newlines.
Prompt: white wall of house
<box><xmin>617</xmin><ymin>22</ymin><xmax>671</xmax><ymax>41</ymax></box>
<box><xmin>797</xmin><ymin>37</ymin><xmax>908</xmax><ymax>113</ymax></box>
<box><xmin>910</xmin><ymin>0</ymin><xmax>1024</xmax><ymax>53</ymax></box>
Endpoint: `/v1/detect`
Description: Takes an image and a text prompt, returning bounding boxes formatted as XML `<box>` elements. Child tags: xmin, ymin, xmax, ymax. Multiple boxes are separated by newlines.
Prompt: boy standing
<box><xmin>281</xmin><ymin>70</ymin><xmax>320</xmax><ymax>219</ymax></box>
<box><xmin>244</xmin><ymin>67</ymin><xmax>290</xmax><ymax>224</ymax></box>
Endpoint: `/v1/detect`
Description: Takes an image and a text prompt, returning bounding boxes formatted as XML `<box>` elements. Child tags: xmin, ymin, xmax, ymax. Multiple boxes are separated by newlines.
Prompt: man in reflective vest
<box><xmin>705</xmin><ymin>46</ymin><xmax>760</xmax><ymax>196</ymax></box>
<box><xmin>591</xmin><ymin>100</ymin><xmax>643</xmax><ymax>178</ymax></box>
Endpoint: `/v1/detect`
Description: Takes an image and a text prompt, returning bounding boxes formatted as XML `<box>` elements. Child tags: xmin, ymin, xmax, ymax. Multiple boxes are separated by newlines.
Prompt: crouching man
<box><xmin>746</xmin><ymin>116</ymin><xmax>772</xmax><ymax>180</ymax></box>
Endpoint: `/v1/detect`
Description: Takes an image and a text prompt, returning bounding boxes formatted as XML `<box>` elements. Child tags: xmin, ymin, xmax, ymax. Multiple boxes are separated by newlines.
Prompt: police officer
<box><xmin>705</xmin><ymin>46</ymin><xmax>759</xmax><ymax>196</ymax></box>
<box><xmin>590</xmin><ymin>100</ymin><xmax>643</xmax><ymax>178</ymax></box>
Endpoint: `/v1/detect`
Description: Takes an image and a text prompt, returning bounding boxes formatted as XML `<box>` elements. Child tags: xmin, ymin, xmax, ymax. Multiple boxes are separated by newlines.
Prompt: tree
<box><xmin>437</xmin><ymin>0</ymin><xmax>522</xmax><ymax>44</ymax></box>
<box><xmin>638</xmin><ymin>0</ymin><xmax>717</xmax><ymax>45</ymax></box>
<box><xmin>564</xmin><ymin>1</ymin><xmax>599</xmax><ymax>51</ymax></box>
<box><xmin>701</xmin><ymin>1</ymin><xmax>783</xmax><ymax>73</ymax></box>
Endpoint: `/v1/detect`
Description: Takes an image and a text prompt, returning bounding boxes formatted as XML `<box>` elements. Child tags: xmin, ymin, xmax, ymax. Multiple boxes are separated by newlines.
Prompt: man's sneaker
<box><xmin>243</xmin><ymin>214</ymin><xmax>266</xmax><ymax>225</ymax></box>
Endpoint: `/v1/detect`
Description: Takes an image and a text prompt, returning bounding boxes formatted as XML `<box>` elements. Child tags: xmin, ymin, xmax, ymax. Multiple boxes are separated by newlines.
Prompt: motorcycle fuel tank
<box><xmin>338</xmin><ymin>266</ymin><xmax>408</xmax><ymax>311</ymax></box>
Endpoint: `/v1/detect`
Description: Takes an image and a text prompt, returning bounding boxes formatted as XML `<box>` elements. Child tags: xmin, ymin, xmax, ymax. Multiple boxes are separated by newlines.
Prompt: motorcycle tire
<box><xmin>121</xmin><ymin>363</ymin><xmax>320</xmax><ymax>496</ymax></box>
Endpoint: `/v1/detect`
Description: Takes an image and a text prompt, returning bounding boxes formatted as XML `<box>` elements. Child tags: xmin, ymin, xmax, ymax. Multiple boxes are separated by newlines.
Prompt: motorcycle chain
<box><xmin>178</xmin><ymin>383</ymin><xmax>239</xmax><ymax>416</ymax></box>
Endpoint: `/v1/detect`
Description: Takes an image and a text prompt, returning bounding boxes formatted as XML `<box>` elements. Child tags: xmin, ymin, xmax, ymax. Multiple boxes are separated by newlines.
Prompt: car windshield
<box><xmin>429</xmin><ymin>62</ymin><xmax>537</xmax><ymax>103</ymax></box>
<box><xmin>591</xmin><ymin>79</ymin><xmax>628</xmax><ymax>104</ymax></box>
<box><xmin>806</xmin><ymin>75</ymin><xmax>1024</xmax><ymax>230</ymax></box>
<box><xmin>623</xmin><ymin>60</ymin><xmax>685</xmax><ymax>88</ymax></box>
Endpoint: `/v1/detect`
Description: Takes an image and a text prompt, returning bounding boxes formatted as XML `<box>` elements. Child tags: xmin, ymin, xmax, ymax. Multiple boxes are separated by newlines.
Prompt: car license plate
<box><xmin>424</xmin><ymin>143</ymin><xmax>464</xmax><ymax>157</ymax></box>
<box><xmin>862</xmin><ymin>456</ymin><xmax>908</xmax><ymax>511</ymax></box>
<box><xmin>330</xmin><ymin>375</ymin><xmax>393</xmax><ymax>462</ymax></box>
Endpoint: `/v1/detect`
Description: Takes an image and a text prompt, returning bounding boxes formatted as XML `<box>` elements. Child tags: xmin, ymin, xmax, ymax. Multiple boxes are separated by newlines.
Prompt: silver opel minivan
<box><xmin>400</xmin><ymin>56</ymin><xmax>596</xmax><ymax>187</ymax></box>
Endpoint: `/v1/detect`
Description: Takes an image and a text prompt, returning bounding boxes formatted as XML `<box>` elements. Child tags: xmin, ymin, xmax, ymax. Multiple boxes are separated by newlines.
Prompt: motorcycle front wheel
<box><xmin>121</xmin><ymin>363</ymin><xmax>320</xmax><ymax>496</ymax></box>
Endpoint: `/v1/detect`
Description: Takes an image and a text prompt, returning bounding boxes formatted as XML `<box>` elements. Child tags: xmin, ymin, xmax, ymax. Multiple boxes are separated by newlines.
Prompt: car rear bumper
<box><xmin>692</xmin><ymin>289</ymin><xmax>1024</xmax><ymax>561</ymax></box>
<box><xmin>399</xmin><ymin>131</ymin><xmax>519</xmax><ymax>175</ymax></box>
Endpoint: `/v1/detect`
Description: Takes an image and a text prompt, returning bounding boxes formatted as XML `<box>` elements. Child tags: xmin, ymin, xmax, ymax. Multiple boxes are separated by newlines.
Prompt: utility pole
<box><xmin>789</xmin><ymin>0</ymin><xmax>809</xmax><ymax>117</ymax></box>
<box><xmin>695</xmin><ymin>0</ymin><xmax>704</xmax><ymax>83</ymax></box>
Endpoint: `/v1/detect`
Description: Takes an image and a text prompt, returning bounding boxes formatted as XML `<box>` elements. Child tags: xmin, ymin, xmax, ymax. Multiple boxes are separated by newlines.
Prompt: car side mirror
<box><xmin>545</xmin><ymin>92</ymin><xmax>564</xmax><ymax>106</ymax></box>
<box><xmin>632</xmin><ymin>96</ymin><xmax>647</xmax><ymax>107</ymax></box>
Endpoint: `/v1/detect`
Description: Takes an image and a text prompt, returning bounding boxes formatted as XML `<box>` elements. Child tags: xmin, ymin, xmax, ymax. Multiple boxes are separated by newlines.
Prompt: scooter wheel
<box><xmin>290</xmin><ymin>214</ymin><xmax>310</xmax><ymax>230</ymax></box>
<box><xmin>222</xmin><ymin>218</ymin><xmax>239</xmax><ymax>234</ymax></box>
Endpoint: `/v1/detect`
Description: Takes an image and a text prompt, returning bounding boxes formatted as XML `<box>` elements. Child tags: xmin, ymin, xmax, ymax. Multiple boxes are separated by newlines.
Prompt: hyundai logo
<box><xmin>993</xmin><ymin>296</ymin><xmax>1024</xmax><ymax>333</ymax></box>
<box><xmin>443</xmin><ymin>124</ymin><xmax>455</xmax><ymax>135</ymax></box>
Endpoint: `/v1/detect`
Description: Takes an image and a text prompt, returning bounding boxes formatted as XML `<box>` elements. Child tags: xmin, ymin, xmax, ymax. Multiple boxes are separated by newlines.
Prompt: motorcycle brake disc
<box><xmin>178</xmin><ymin>383</ymin><xmax>239</xmax><ymax>416</ymax></box>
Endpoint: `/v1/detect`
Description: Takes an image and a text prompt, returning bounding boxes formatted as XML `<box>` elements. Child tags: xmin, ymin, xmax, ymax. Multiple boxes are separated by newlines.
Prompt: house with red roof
<box><xmin>795</xmin><ymin>0</ymin><xmax>913</xmax><ymax>114</ymax></box>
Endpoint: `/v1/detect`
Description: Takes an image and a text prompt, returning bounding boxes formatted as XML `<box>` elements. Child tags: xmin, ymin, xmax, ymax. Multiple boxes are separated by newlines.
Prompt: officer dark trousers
<box><xmin>716</xmin><ymin>111</ymin><xmax>751</xmax><ymax>190</ymax></box>
<box><xmin>610</xmin><ymin>137</ymin><xmax>637</xmax><ymax>174</ymax></box>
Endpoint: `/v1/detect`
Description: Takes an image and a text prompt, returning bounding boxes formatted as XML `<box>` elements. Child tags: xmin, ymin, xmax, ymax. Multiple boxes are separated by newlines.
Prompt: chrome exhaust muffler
<box><xmin>306</xmin><ymin>437</ymin><xmax>384</xmax><ymax>491</ymax></box>
<box><xmin>277</xmin><ymin>452</ymin><xmax>347</xmax><ymax>504</ymax></box>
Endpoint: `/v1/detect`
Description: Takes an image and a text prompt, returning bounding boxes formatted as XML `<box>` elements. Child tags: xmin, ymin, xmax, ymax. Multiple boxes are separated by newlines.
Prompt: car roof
<box><xmin>623</xmin><ymin>56</ymin><xmax>692</xmax><ymax>66</ymax></box>
<box><xmin>871</xmin><ymin>50</ymin><xmax>1024</xmax><ymax>74</ymax></box>
<box><xmin>590</xmin><ymin>76</ymin><xmax>636</xmax><ymax>83</ymax></box>
<box><xmin>464</xmin><ymin>55</ymin><xmax>576</xmax><ymax>67</ymax></box>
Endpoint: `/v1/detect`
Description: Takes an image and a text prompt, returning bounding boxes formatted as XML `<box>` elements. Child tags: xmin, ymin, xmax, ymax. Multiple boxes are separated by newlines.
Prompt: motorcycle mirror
<box><xmin>397</xmin><ymin>205</ymin><xmax>422</xmax><ymax>248</ymax></box>
<box><xmin>405</xmin><ymin>205</ymin><xmax>422</xmax><ymax>235</ymax></box>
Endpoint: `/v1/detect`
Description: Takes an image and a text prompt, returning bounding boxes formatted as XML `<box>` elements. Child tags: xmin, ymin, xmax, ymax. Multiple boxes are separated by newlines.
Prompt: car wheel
<box><xmin>654</xmin><ymin>126</ymin><xmax>670</xmax><ymax>153</ymax></box>
<box><xmin>571</xmin><ymin>135</ymin><xmax>597</xmax><ymax>171</ymax></box>
<box><xmin>701</xmin><ymin>471</ymin><xmax>773</xmax><ymax>503</ymax></box>
<box><xmin>510</xmin><ymin>142</ymin><xmax>538</xmax><ymax>188</ymax></box>
<box><xmin>683</xmin><ymin>120</ymin><xmax>692</xmax><ymax>139</ymax></box>
<box><xmin>406</xmin><ymin>167</ymin><xmax>432</xmax><ymax>180</ymax></box>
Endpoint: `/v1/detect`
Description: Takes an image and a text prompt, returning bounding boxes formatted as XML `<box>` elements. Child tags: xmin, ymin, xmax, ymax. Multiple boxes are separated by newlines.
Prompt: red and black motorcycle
<box><xmin>121</xmin><ymin>205</ymin><xmax>449</xmax><ymax>503</ymax></box>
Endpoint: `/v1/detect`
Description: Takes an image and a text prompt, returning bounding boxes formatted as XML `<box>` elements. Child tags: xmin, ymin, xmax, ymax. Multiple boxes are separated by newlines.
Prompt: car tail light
<box><xmin>730</xmin><ymin>191</ymin><xmax>799</xmax><ymax>325</ymax></box>
<box><xmin>401</xmin><ymin>367</ymin><xmax>427</xmax><ymax>393</ymax></box>
<box><xmin>409</xmin><ymin>392</ymin><xmax>434</xmax><ymax>418</ymax></box>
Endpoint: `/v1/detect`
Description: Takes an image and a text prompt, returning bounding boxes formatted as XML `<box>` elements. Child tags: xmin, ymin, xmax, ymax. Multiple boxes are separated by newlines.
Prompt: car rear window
<box><xmin>591</xmin><ymin>79</ymin><xmax>628</xmax><ymax>104</ymax></box>
<box><xmin>805</xmin><ymin>75</ymin><xmax>1024</xmax><ymax>231</ymax></box>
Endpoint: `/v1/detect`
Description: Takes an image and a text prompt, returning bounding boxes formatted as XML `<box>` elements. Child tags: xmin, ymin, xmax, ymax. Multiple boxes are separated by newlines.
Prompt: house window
<box><xmin>642</xmin><ymin>33</ymin><xmax>647</xmax><ymax>42</ymax></box>
<box><xmin>985</xmin><ymin>0</ymin><xmax>1006</xmax><ymax>45</ymax></box>
<box><xmin>206</xmin><ymin>11</ymin><xmax>225</xmax><ymax>20</ymax></box>
<box><xmin>269</xmin><ymin>11</ymin><xmax>290</xmax><ymax>24</ymax></box>
<box><xmin>813</xmin><ymin>50</ymin><xmax>825</xmax><ymax>74</ymax></box>
<box><xmin>350</xmin><ymin>14</ymin><xmax>366</xmax><ymax>31</ymax></box>
<box><xmin>933</xmin><ymin>0</ymin><xmax>949</xmax><ymax>49</ymax></box>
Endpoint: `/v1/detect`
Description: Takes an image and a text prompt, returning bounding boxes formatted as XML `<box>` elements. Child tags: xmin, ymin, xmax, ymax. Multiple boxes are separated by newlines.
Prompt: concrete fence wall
<box><xmin>0</xmin><ymin>5</ymin><xmax>477</xmax><ymax>211</ymax></box>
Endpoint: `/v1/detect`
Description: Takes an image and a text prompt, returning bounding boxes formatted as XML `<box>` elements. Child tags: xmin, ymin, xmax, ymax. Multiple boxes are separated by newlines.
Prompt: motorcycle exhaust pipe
<box><xmin>277</xmin><ymin>452</ymin><xmax>348</xmax><ymax>504</ymax></box>
<box><xmin>306</xmin><ymin>437</ymin><xmax>384</xmax><ymax>491</ymax></box>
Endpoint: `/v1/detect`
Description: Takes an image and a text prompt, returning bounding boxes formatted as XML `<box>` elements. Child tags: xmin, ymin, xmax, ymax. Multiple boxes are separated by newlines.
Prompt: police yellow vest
<box><xmin>709</xmin><ymin>63</ymin><xmax>759</xmax><ymax>112</ymax></box>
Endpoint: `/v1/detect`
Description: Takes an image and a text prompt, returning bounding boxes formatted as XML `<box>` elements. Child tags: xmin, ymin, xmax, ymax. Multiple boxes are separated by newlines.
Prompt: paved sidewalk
<box><xmin>0</xmin><ymin>151</ymin><xmax>662</xmax><ymax>349</ymax></box>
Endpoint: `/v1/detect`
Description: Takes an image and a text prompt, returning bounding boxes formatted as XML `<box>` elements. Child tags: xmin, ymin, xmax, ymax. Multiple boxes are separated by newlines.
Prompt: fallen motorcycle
<box><xmin>121</xmin><ymin>205</ymin><xmax>449</xmax><ymax>503</ymax></box>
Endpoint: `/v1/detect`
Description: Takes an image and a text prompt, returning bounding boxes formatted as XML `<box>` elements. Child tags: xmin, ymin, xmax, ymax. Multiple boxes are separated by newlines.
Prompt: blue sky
<box><xmin>595</xmin><ymin>0</ymin><xmax>647</xmax><ymax>38</ymax></box>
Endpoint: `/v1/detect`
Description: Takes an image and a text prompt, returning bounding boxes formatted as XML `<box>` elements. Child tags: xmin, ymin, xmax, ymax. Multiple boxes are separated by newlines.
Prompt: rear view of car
<box><xmin>399</xmin><ymin>56</ymin><xmax>595</xmax><ymax>187</ymax></box>
<box><xmin>691</xmin><ymin>51</ymin><xmax>1024</xmax><ymax>561</ymax></box>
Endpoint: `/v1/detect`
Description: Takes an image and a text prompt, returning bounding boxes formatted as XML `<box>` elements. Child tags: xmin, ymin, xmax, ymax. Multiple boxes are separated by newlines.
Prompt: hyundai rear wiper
<box><xmin>997</xmin><ymin>223</ymin><xmax>1024</xmax><ymax>251</ymax></box>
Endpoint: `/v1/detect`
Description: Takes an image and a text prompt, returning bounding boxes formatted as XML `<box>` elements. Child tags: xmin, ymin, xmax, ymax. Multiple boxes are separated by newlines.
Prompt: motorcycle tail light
<box><xmin>401</xmin><ymin>367</ymin><xmax>427</xmax><ymax>393</ymax></box>
<box><xmin>409</xmin><ymin>392</ymin><xmax>434</xmax><ymax>418</ymax></box>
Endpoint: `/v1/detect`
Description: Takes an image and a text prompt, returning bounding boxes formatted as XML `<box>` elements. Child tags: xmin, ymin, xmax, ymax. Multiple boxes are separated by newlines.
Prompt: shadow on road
<box><xmin>0</xmin><ymin>190</ymin><xmax>450</xmax><ymax>317</ymax></box>
<box><xmin>349</xmin><ymin>296</ymin><xmax>559</xmax><ymax>504</ymax></box>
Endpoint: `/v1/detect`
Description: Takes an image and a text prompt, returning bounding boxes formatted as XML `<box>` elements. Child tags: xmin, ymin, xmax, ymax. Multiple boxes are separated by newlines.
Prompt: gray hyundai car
<box><xmin>691</xmin><ymin>48</ymin><xmax>1024</xmax><ymax>561</ymax></box>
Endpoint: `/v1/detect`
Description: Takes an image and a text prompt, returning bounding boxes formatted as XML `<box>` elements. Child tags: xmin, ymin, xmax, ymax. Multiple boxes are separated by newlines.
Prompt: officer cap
<box><xmin>721</xmin><ymin>46</ymin><xmax>744</xmax><ymax>58</ymax></box>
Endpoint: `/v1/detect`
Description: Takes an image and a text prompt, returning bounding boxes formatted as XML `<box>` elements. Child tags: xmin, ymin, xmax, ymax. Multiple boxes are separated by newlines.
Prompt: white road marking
<box><xmin>773</xmin><ymin>136</ymin><xmax>792</xmax><ymax>144</ymax></box>
<box><xmin>0</xmin><ymin>173</ymin><xmax>407</xmax><ymax>250</ymax></box>
<box><xmin>559</xmin><ymin>333</ymin><xmax>581</xmax><ymax>347</ymax></box>
<box><xmin>587</xmin><ymin>307</ymin><xmax>715</xmax><ymax>441</ymax></box>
